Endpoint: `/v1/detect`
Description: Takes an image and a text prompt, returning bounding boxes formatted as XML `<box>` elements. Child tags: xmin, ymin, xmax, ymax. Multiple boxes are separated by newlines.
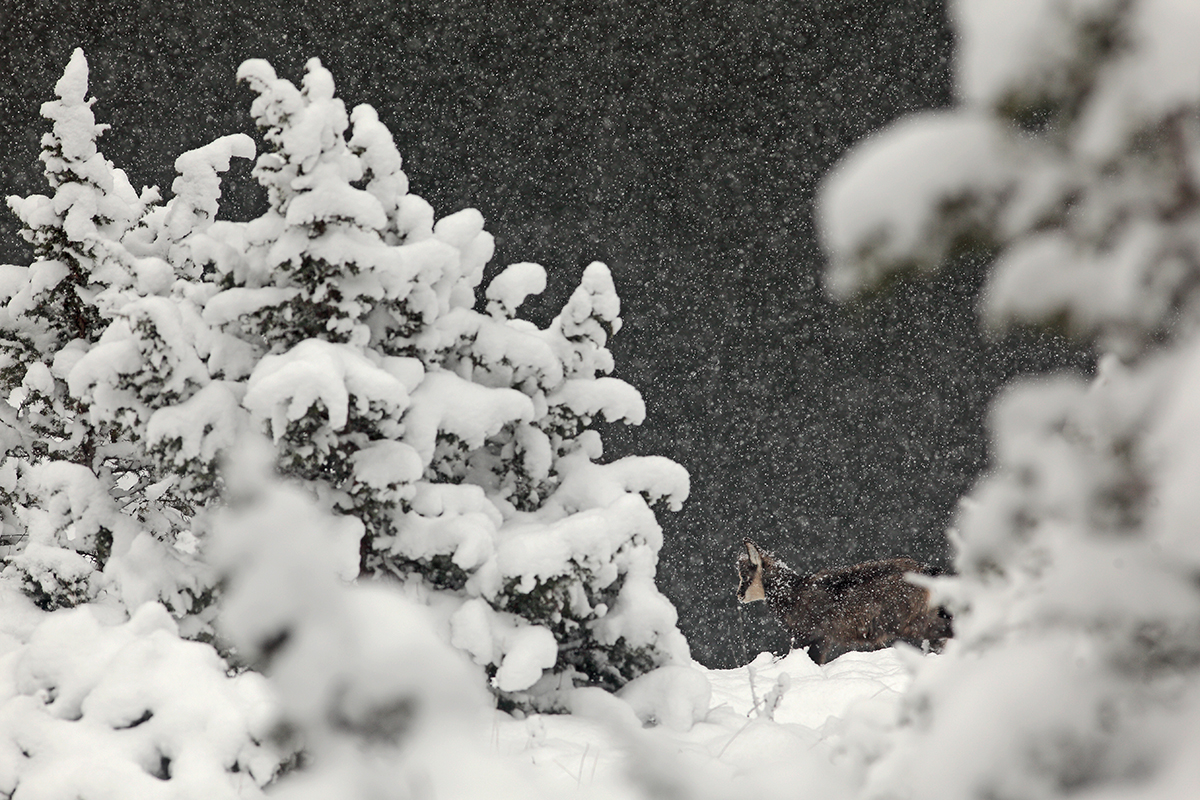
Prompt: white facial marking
<box><xmin>740</xmin><ymin>567</ymin><xmax>766</xmax><ymax>603</ymax></box>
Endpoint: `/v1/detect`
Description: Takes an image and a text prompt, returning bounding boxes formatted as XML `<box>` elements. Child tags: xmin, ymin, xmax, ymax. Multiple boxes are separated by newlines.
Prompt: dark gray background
<box><xmin>0</xmin><ymin>0</ymin><xmax>1090</xmax><ymax>666</ymax></box>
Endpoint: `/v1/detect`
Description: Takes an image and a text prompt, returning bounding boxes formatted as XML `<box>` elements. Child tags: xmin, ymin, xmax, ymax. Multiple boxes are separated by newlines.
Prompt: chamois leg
<box><xmin>805</xmin><ymin>640</ymin><xmax>835</xmax><ymax>665</ymax></box>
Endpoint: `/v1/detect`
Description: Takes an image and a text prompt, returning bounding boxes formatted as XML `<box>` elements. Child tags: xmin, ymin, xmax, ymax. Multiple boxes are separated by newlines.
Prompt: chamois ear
<box><xmin>744</xmin><ymin>539</ymin><xmax>762</xmax><ymax>567</ymax></box>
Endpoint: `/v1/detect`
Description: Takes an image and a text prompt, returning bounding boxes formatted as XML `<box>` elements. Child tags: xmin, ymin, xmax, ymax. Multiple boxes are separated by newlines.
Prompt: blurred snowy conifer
<box><xmin>821</xmin><ymin>1</ymin><xmax>1200</xmax><ymax>797</ymax></box>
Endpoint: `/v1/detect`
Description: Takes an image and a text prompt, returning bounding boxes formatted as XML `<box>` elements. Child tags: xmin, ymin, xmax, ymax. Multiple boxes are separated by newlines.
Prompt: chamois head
<box><xmin>737</xmin><ymin>539</ymin><xmax>772</xmax><ymax>603</ymax></box>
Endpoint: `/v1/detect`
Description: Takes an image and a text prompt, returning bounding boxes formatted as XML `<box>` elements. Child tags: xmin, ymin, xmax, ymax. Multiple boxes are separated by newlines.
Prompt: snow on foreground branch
<box><xmin>0</xmin><ymin>48</ymin><xmax>715</xmax><ymax>798</ymax></box>
<box><xmin>820</xmin><ymin>1</ymin><xmax>1200</xmax><ymax>798</ymax></box>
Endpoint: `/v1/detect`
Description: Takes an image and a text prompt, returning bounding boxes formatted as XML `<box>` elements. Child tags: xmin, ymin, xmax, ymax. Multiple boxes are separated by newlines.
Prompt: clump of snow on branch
<box><xmin>0</xmin><ymin>601</ymin><xmax>278</xmax><ymax>799</ymax></box>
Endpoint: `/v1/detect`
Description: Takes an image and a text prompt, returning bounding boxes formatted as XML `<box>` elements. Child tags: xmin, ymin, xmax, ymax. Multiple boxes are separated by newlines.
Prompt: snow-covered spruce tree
<box><xmin>820</xmin><ymin>0</ymin><xmax>1200</xmax><ymax>797</ymax></box>
<box><xmin>0</xmin><ymin>49</ymin><xmax>215</xmax><ymax>618</ymax></box>
<box><xmin>3</xmin><ymin>52</ymin><xmax>689</xmax><ymax>708</ymax></box>
<box><xmin>198</xmin><ymin>58</ymin><xmax>690</xmax><ymax>707</ymax></box>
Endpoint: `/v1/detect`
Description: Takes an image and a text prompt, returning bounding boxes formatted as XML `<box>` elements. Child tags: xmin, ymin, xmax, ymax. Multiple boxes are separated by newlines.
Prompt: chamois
<box><xmin>736</xmin><ymin>539</ymin><xmax>952</xmax><ymax>664</ymax></box>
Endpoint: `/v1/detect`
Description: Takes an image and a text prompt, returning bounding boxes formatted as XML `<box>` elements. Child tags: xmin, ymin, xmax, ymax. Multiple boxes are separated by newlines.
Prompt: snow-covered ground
<box><xmin>0</xmin><ymin>576</ymin><xmax>922</xmax><ymax>799</ymax></box>
<box><xmin>491</xmin><ymin>647</ymin><xmax>917</xmax><ymax>798</ymax></box>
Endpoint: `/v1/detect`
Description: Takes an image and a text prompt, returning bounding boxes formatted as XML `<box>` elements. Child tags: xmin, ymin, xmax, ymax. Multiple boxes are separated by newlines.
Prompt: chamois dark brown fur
<box><xmin>736</xmin><ymin>539</ymin><xmax>952</xmax><ymax>664</ymax></box>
